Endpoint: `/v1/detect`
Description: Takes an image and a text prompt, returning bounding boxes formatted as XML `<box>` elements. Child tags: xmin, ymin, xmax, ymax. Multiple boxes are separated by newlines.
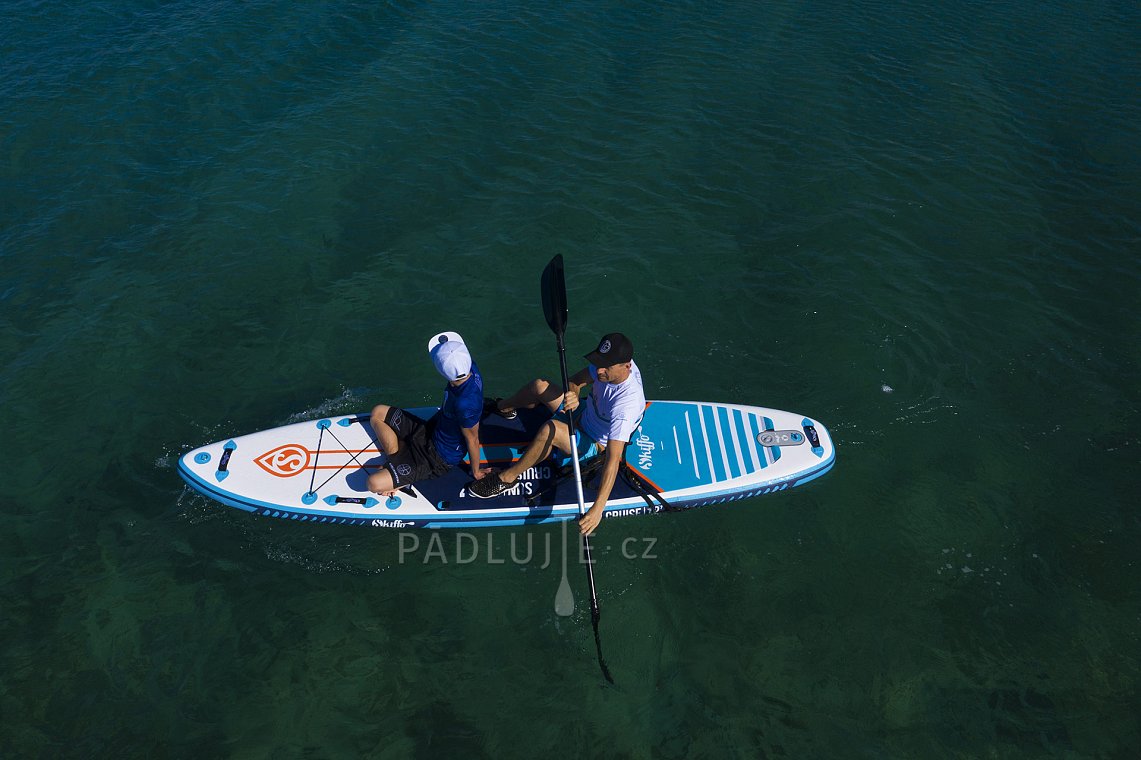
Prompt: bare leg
<box><xmin>367</xmin><ymin>467</ymin><xmax>398</xmax><ymax>497</ymax></box>
<box><xmin>368</xmin><ymin>404</ymin><xmax>400</xmax><ymax>455</ymax></box>
<box><xmin>498</xmin><ymin>418</ymin><xmax>574</xmax><ymax>484</ymax></box>
<box><xmin>367</xmin><ymin>404</ymin><xmax>400</xmax><ymax>497</ymax></box>
<box><xmin>498</xmin><ymin>378</ymin><xmax>564</xmax><ymax>415</ymax></box>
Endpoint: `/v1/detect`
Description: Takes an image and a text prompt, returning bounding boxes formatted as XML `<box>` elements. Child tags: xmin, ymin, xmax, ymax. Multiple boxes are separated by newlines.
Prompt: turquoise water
<box><xmin>2</xmin><ymin>0</ymin><xmax>1138</xmax><ymax>756</ymax></box>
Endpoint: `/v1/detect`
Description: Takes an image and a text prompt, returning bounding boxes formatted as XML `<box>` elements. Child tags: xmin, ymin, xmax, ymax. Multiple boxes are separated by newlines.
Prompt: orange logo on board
<box><xmin>254</xmin><ymin>444</ymin><xmax>311</xmax><ymax>477</ymax></box>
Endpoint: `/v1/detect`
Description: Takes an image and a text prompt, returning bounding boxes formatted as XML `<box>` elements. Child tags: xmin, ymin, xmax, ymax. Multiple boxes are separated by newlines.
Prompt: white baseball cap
<box><xmin>427</xmin><ymin>331</ymin><xmax>472</xmax><ymax>380</ymax></box>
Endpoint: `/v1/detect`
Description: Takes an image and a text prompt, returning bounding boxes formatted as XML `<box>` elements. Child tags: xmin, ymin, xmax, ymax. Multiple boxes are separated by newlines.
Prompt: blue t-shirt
<box><xmin>432</xmin><ymin>362</ymin><xmax>484</xmax><ymax>464</ymax></box>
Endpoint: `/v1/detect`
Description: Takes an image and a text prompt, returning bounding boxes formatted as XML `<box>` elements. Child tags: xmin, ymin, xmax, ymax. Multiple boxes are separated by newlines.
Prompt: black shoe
<box><xmin>484</xmin><ymin>397</ymin><xmax>517</xmax><ymax>420</ymax></box>
<box><xmin>468</xmin><ymin>472</ymin><xmax>514</xmax><ymax>499</ymax></box>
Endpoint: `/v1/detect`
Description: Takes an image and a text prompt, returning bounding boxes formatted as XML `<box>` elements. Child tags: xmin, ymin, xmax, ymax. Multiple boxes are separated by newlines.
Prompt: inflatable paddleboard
<box><xmin>178</xmin><ymin>401</ymin><xmax>835</xmax><ymax>528</ymax></box>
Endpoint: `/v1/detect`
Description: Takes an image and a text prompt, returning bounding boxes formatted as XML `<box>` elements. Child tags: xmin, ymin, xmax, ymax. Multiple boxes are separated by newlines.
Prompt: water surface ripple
<box><xmin>1</xmin><ymin>0</ymin><xmax>1138</xmax><ymax>756</ymax></box>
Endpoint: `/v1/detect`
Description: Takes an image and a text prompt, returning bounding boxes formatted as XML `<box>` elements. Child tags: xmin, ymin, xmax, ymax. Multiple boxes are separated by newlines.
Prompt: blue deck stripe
<box><xmin>689</xmin><ymin>408</ymin><xmax>709</xmax><ymax>484</ymax></box>
<box><xmin>673</xmin><ymin>409</ymin><xmax>700</xmax><ymax>483</ymax></box>
<box><xmin>749</xmin><ymin>414</ymin><xmax>768</xmax><ymax>468</ymax></box>
<box><xmin>718</xmin><ymin>406</ymin><xmax>741</xmax><ymax>479</ymax></box>
<box><xmin>732</xmin><ymin>408</ymin><xmax>755</xmax><ymax>474</ymax></box>
<box><xmin>702</xmin><ymin>406</ymin><xmax>726</xmax><ymax>482</ymax></box>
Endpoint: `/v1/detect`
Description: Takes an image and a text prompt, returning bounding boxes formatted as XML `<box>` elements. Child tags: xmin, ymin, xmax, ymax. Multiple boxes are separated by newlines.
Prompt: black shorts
<box><xmin>383</xmin><ymin>407</ymin><xmax>452</xmax><ymax>487</ymax></box>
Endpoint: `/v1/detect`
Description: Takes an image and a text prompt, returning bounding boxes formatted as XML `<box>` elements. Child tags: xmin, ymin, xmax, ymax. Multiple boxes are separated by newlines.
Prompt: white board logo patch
<box><xmin>599</xmin><ymin>339</ymin><xmax>611</xmax><ymax>354</ymax></box>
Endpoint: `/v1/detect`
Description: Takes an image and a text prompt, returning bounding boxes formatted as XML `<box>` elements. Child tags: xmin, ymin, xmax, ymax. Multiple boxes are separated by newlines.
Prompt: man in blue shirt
<box><xmin>367</xmin><ymin>332</ymin><xmax>490</xmax><ymax>496</ymax></box>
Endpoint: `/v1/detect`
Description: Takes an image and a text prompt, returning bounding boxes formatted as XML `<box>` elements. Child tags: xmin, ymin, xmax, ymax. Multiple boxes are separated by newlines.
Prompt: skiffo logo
<box><xmin>371</xmin><ymin>519</ymin><xmax>415</xmax><ymax>528</ymax></box>
<box><xmin>635</xmin><ymin>432</ymin><xmax>655</xmax><ymax>469</ymax></box>
<box><xmin>255</xmin><ymin>444</ymin><xmax>310</xmax><ymax>477</ymax></box>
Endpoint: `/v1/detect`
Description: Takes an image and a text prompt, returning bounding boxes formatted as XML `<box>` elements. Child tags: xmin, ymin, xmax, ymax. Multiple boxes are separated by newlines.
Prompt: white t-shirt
<box><xmin>579</xmin><ymin>361</ymin><xmax>646</xmax><ymax>445</ymax></box>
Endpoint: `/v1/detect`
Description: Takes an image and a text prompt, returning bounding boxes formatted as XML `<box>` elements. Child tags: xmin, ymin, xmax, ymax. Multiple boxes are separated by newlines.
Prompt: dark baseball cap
<box><xmin>585</xmin><ymin>332</ymin><xmax>634</xmax><ymax>366</ymax></box>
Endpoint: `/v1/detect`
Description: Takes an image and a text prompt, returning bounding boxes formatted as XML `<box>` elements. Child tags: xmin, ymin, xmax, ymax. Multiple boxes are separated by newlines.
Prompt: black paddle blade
<box><xmin>541</xmin><ymin>254</ymin><xmax>568</xmax><ymax>336</ymax></box>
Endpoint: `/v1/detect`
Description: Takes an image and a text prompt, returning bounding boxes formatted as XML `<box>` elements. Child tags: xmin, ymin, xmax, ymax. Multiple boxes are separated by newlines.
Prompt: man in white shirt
<box><xmin>468</xmin><ymin>332</ymin><xmax>646</xmax><ymax>535</ymax></box>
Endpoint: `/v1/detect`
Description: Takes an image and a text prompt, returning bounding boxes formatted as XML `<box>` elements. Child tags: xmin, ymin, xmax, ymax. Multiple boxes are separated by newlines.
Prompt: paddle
<box><xmin>541</xmin><ymin>254</ymin><xmax>615</xmax><ymax>685</ymax></box>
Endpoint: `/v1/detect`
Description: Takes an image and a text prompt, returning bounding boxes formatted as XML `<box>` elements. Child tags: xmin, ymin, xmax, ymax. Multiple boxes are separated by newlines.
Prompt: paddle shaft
<box><xmin>542</xmin><ymin>254</ymin><xmax>613</xmax><ymax>684</ymax></box>
<box><xmin>553</xmin><ymin>333</ymin><xmax>601</xmax><ymax>615</ymax></box>
<box><xmin>554</xmin><ymin>332</ymin><xmax>613</xmax><ymax>683</ymax></box>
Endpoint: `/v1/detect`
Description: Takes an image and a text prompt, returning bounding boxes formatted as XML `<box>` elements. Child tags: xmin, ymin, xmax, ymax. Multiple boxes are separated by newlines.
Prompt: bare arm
<box><xmin>563</xmin><ymin>367</ymin><xmax>593</xmax><ymax>411</ymax></box>
<box><xmin>579</xmin><ymin>440</ymin><xmax>626</xmax><ymax>535</ymax></box>
<box><xmin>462</xmin><ymin>424</ymin><xmax>489</xmax><ymax>480</ymax></box>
